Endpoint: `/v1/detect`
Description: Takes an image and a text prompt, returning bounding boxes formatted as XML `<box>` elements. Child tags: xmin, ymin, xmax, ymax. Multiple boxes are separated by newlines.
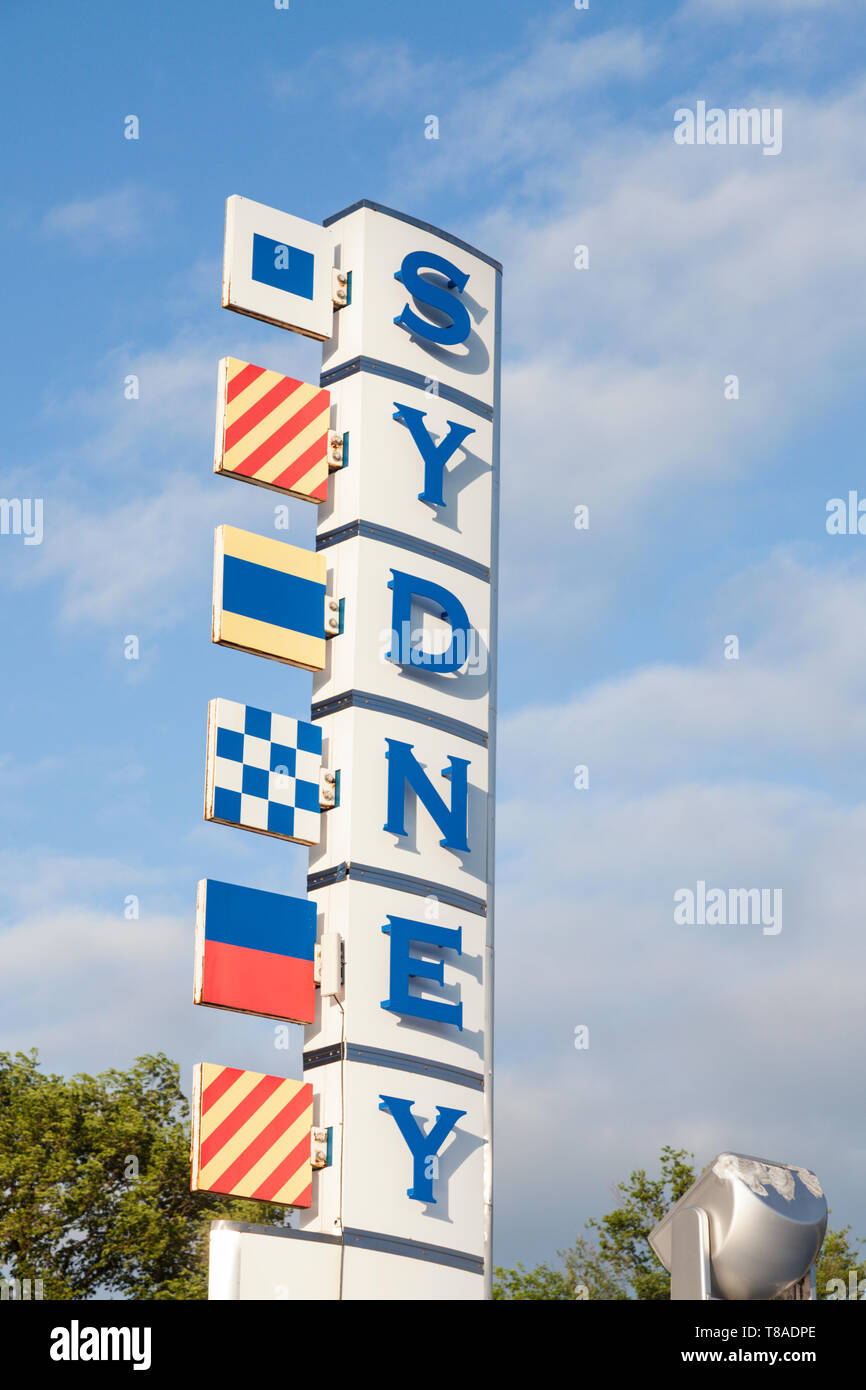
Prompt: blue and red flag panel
<box><xmin>194</xmin><ymin>879</ymin><xmax>317</xmax><ymax>1025</ymax></box>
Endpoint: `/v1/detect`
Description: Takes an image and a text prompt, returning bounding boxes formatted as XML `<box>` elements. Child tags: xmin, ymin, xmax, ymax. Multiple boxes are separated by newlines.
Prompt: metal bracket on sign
<box><xmin>311</xmin><ymin>1127</ymin><xmax>333</xmax><ymax>1170</ymax></box>
<box><xmin>331</xmin><ymin>268</ymin><xmax>350</xmax><ymax>309</ymax></box>
<box><xmin>324</xmin><ymin>594</ymin><xmax>344</xmax><ymax>637</ymax></box>
<box><xmin>327</xmin><ymin>430</ymin><xmax>345</xmax><ymax>471</ymax></box>
<box><xmin>319</xmin><ymin>767</ymin><xmax>339</xmax><ymax>811</ymax></box>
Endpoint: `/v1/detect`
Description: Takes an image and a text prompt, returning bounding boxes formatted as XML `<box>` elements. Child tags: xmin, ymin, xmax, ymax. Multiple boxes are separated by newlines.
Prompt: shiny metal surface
<box><xmin>650</xmin><ymin>1152</ymin><xmax>828</xmax><ymax>1301</ymax></box>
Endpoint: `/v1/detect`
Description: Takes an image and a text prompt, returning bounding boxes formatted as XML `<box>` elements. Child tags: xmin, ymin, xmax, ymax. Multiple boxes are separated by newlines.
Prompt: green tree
<box><xmin>495</xmin><ymin>1146</ymin><xmax>863</xmax><ymax>1301</ymax></box>
<box><xmin>0</xmin><ymin>1049</ymin><xmax>289</xmax><ymax>1300</ymax></box>
<box><xmin>815</xmin><ymin>1225</ymin><xmax>864</xmax><ymax>1299</ymax></box>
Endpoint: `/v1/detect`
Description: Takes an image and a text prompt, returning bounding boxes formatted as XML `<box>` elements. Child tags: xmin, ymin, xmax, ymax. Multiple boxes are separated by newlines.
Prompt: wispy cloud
<box><xmin>491</xmin><ymin>549</ymin><xmax>866</xmax><ymax>1260</ymax></box>
<box><xmin>500</xmin><ymin>550</ymin><xmax>866</xmax><ymax>792</ymax></box>
<box><xmin>0</xmin><ymin>850</ymin><xmax>301</xmax><ymax>1088</ymax></box>
<box><xmin>20</xmin><ymin>472</ymin><xmax>263</xmax><ymax>628</ymax></box>
<box><xmin>685</xmin><ymin>0</ymin><xmax>853</xmax><ymax>14</ymax></box>
<box><xmin>41</xmin><ymin>183</ymin><xmax>171</xmax><ymax>252</ymax></box>
<box><xmin>13</xmin><ymin>326</ymin><xmax>323</xmax><ymax>630</ymax></box>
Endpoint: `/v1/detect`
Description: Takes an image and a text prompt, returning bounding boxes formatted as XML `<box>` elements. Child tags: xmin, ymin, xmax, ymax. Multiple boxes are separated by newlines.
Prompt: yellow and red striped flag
<box><xmin>214</xmin><ymin>356</ymin><xmax>330</xmax><ymax>503</ymax></box>
<box><xmin>191</xmin><ymin>1063</ymin><xmax>313</xmax><ymax>1207</ymax></box>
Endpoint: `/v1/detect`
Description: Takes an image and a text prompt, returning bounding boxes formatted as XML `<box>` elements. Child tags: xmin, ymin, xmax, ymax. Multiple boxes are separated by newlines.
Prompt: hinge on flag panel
<box><xmin>327</xmin><ymin>430</ymin><xmax>345</xmax><ymax>471</ymax></box>
<box><xmin>311</xmin><ymin>1127</ymin><xmax>333</xmax><ymax>1170</ymax></box>
<box><xmin>314</xmin><ymin>932</ymin><xmax>343</xmax><ymax>995</ymax></box>
<box><xmin>319</xmin><ymin>767</ymin><xmax>339</xmax><ymax>810</ymax></box>
<box><xmin>331</xmin><ymin>268</ymin><xmax>350</xmax><ymax>309</ymax></box>
<box><xmin>324</xmin><ymin>593</ymin><xmax>344</xmax><ymax>637</ymax></box>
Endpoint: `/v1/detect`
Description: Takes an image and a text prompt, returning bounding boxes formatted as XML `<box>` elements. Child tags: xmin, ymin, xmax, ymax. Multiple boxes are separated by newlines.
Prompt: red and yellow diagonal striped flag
<box><xmin>214</xmin><ymin>357</ymin><xmax>330</xmax><ymax>503</ymax></box>
<box><xmin>191</xmin><ymin>1063</ymin><xmax>313</xmax><ymax>1207</ymax></box>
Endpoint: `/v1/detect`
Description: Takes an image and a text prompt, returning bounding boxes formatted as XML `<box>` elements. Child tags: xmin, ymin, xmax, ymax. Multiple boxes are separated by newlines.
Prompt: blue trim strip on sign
<box><xmin>311</xmin><ymin>690</ymin><xmax>488</xmax><ymax>748</ymax></box>
<box><xmin>316</xmin><ymin>519</ymin><xmax>491</xmax><ymax>583</ymax></box>
<box><xmin>322</xmin><ymin>198</ymin><xmax>503</xmax><ymax>275</ymax></box>
<box><xmin>210</xmin><ymin>1220</ymin><xmax>482</xmax><ymax>1274</ymax></box>
<box><xmin>302</xmin><ymin>1042</ymin><xmax>485</xmax><ymax>1091</ymax></box>
<box><xmin>307</xmin><ymin>861</ymin><xmax>487</xmax><ymax>916</ymax></box>
<box><xmin>319</xmin><ymin>356</ymin><xmax>494</xmax><ymax>421</ymax></box>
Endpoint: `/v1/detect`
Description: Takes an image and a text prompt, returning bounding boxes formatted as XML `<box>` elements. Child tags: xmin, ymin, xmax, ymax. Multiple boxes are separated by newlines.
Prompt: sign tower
<box><xmin>193</xmin><ymin>196</ymin><xmax>500</xmax><ymax>1300</ymax></box>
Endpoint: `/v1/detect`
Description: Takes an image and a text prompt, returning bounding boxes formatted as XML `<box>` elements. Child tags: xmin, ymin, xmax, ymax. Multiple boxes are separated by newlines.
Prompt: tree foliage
<box><xmin>495</xmin><ymin>1146</ymin><xmax>864</xmax><ymax>1301</ymax></box>
<box><xmin>0</xmin><ymin>1049</ymin><xmax>288</xmax><ymax>1300</ymax></box>
<box><xmin>815</xmin><ymin>1224</ymin><xmax>864</xmax><ymax>1299</ymax></box>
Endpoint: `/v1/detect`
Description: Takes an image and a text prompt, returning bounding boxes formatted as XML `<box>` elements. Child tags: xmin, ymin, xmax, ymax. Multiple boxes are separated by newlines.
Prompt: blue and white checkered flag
<box><xmin>204</xmin><ymin>698</ymin><xmax>324</xmax><ymax>846</ymax></box>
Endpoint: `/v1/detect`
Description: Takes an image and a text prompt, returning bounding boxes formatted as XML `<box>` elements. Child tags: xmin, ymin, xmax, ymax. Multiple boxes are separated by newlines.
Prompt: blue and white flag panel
<box><xmin>307</xmin><ymin>706</ymin><xmax>489</xmax><ymax>903</ymax></box>
<box><xmin>321</xmin><ymin>203</ymin><xmax>500</xmax><ymax>410</ymax></box>
<box><xmin>316</xmin><ymin>372</ymin><xmax>495</xmax><ymax>572</ymax></box>
<box><xmin>223</xmin><ymin>195</ymin><xmax>335</xmax><ymax>342</ymax></box>
<box><xmin>204</xmin><ymin>698</ymin><xmax>324</xmax><ymax>847</ymax></box>
<box><xmin>313</xmin><ymin>535</ymin><xmax>491</xmax><ymax>728</ymax></box>
<box><xmin>304</xmin><ymin>879</ymin><xmax>486</xmax><ymax>1073</ymax></box>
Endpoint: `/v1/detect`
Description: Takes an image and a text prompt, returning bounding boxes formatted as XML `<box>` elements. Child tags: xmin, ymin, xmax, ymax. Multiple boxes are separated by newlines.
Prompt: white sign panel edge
<box><xmin>222</xmin><ymin>194</ymin><xmax>334</xmax><ymax>341</ymax></box>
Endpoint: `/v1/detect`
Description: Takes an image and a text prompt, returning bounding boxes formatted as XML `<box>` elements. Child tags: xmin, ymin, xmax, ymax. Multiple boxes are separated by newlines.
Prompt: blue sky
<box><xmin>3</xmin><ymin>0</ymin><xmax>866</xmax><ymax>1275</ymax></box>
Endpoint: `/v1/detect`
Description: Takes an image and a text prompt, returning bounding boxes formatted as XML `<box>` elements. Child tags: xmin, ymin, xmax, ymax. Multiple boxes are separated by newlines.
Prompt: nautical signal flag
<box><xmin>191</xmin><ymin>1063</ymin><xmax>313</xmax><ymax>1207</ymax></box>
<box><xmin>194</xmin><ymin>879</ymin><xmax>316</xmax><ymax>1025</ymax></box>
<box><xmin>204</xmin><ymin>698</ymin><xmax>324</xmax><ymax>846</ymax></box>
<box><xmin>222</xmin><ymin>195</ymin><xmax>334</xmax><ymax>342</ymax></box>
<box><xmin>212</xmin><ymin>524</ymin><xmax>328</xmax><ymax>671</ymax></box>
<box><xmin>214</xmin><ymin>357</ymin><xmax>330</xmax><ymax>503</ymax></box>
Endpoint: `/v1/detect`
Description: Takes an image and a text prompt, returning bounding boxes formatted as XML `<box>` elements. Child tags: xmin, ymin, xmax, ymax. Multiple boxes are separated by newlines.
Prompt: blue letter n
<box><xmin>384</xmin><ymin>738</ymin><xmax>470</xmax><ymax>851</ymax></box>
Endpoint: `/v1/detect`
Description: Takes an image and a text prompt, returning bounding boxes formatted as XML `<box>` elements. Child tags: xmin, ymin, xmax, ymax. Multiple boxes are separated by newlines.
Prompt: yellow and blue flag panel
<box><xmin>191</xmin><ymin>1062</ymin><xmax>313</xmax><ymax>1207</ymax></box>
<box><xmin>212</xmin><ymin>524</ymin><xmax>327</xmax><ymax>671</ymax></box>
<box><xmin>214</xmin><ymin>357</ymin><xmax>330</xmax><ymax>503</ymax></box>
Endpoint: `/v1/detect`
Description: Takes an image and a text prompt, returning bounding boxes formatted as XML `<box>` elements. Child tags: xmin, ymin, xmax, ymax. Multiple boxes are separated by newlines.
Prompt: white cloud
<box><xmin>0</xmin><ymin>853</ymin><xmax>302</xmax><ymax>1085</ymax></box>
<box><xmin>22</xmin><ymin>473</ymin><xmax>239</xmax><ymax>627</ymax></box>
<box><xmin>684</xmin><ymin>0</ymin><xmax>852</xmax><ymax>13</ymax></box>
<box><xmin>493</xmin><ymin>775</ymin><xmax>866</xmax><ymax>1264</ymax></box>
<box><xmin>44</xmin><ymin>326</ymin><xmax>313</xmax><ymax>470</ymax></box>
<box><xmin>274</xmin><ymin>22</ymin><xmax>656</xmax><ymax>131</ymax></box>
<box><xmin>41</xmin><ymin>184</ymin><xmax>170</xmax><ymax>251</ymax></box>
<box><xmin>15</xmin><ymin>327</ymin><xmax>324</xmax><ymax>629</ymax></box>
<box><xmin>472</xmin><ymin>78</ymin><xmax>866</xmax><ymax>639</ymax></box>
<box><xmin>273</xmin><ymin>39</ymin><xmax>440</xmax><ymax>113</ymax></box>
<box><xmin>277</xmin><ymin>22</ymin><xmax>865</xmax><ymax>645</ymax></box>
<box><xmin>499</xmin><ymin>549</ymin><xmax>866</xmax><ymax>791</ymax></box>
<box><xmin>489</xmin><ymin>549</ymin><xmax>866</xmax><ymax>1262</ymax></box>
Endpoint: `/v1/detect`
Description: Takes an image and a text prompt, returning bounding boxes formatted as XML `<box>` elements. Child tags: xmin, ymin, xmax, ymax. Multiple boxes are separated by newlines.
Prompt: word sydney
<box><xmin>674</xmin><ymin>102</ymin><xmax>782</xmax><ymax>157</ymax></box>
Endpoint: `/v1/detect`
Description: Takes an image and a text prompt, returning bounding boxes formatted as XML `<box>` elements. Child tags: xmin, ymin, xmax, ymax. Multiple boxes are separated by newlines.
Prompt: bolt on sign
<box><xmin>193</xmin><ymin>196</ymin><xmax>500</xmax><ymax>1301</ymax></box>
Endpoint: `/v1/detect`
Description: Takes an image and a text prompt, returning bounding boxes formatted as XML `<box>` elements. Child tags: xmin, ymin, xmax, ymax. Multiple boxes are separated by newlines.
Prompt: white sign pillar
<box><xmin>210</xmin><ymin>200</ymin><xmax>500</xmax><ymax>1300</ymax></box>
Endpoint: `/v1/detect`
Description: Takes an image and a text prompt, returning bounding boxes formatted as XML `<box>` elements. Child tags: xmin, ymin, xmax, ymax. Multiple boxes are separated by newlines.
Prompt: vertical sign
<box><xmin>207</xmin><ymin>199</ymin><xmax>500</xmax><ymax>1301</ymax></box>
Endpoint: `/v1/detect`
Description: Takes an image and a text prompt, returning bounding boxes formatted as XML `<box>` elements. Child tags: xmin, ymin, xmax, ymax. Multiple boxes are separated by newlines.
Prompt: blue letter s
<box><xmin>394</xmin><ymin>251</ymin><xmax>471</xmax><ymax>347</ymax></box>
